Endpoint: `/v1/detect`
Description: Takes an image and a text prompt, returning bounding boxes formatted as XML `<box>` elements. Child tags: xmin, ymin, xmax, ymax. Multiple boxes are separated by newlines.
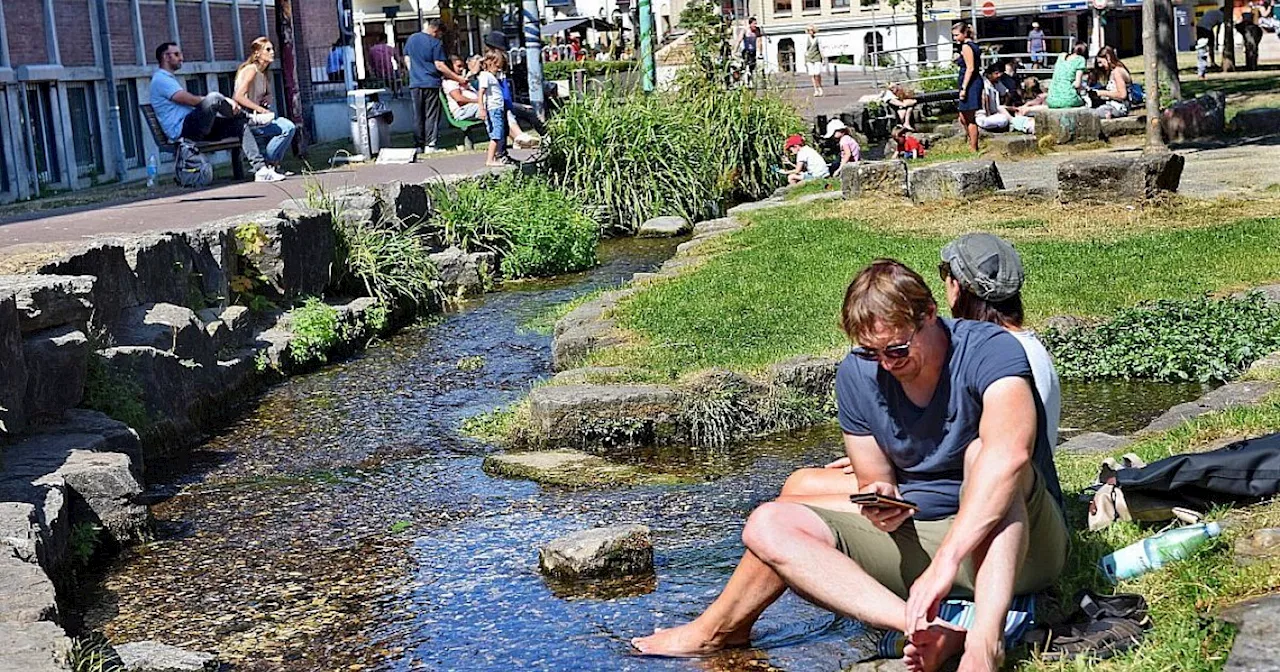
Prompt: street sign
<box><xmin>982</xmin><ymin>1</ymin><xmax>997</xmax><ymax>16</ymax></box>
<box><xmin>1040</xmin><ymin>0</ymin><xmax>1087</xmax><ymax>11</ymax></box>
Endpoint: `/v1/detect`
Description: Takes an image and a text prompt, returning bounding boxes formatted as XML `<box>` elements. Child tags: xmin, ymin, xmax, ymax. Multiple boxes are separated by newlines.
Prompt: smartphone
<box><xmin>849</xmin><ymin>492</ymin><xmax>919</xmax><ymax>512</ymax></box>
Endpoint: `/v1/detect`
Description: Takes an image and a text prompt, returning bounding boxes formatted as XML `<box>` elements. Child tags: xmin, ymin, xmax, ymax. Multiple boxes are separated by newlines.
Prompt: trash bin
<box><xmin>346</xmin><ymin>88</ymin><xmax>388</xmax><ymax>157</ymax></box>
<box><xmin>368</xmin><ymin>102</ymin><xmax>394</xmax><ymax>152</ymax></box>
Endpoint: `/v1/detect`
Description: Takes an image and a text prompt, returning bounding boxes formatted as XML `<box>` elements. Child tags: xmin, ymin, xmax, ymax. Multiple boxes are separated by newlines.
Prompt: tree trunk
<box><xmin>1143</xmin><ymin>0</ymin><xmax>1165</xmax><ymax>148</ymax></box>
<box><xmin>916</xmin><ymin>0</ymin><xmax>927</xmax><ymax>64</ymax></box>
<box><xmin>1221</xmin><ymin>1</ymin><xmax>1236</xmax><ymax>71</ymax></box>
<box><xmin>1155</xmin><ymin>0</ymin><xmax>1183</xmax><ymax>100</ymax></box>
<box><xmin>274</xmin><ymin>0</ymin><xmax>308</xmax><ymax>157</ymax></box>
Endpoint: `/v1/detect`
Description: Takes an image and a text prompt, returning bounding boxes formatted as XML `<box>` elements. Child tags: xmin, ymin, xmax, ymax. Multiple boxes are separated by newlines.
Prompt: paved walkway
<box><xmin>0</xmin><ymin>148</ymin><xmax>530</xmax><ymax>256</ymax></box>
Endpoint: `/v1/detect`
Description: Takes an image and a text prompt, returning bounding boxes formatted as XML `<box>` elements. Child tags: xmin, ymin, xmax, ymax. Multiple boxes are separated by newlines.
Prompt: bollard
<box><xmin>571</xmin><ymin>68</ymin><xmax>587</xmax><ymax>96</ymax></box>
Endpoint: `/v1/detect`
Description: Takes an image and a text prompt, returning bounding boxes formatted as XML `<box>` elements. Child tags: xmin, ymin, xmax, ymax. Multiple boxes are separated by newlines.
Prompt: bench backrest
<box><xmin>140</xmin><ymin>103</ymin><xmax>175</xmax><ymax>151</ymax></box>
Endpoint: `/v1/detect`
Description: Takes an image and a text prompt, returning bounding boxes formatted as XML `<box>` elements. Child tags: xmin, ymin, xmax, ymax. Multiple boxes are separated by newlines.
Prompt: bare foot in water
<box><xmin>903</xmin><ymin>621</ymin><xmax>967</xmax><ymax>672</ymax></box>
<box><xmin>630</xmin><ymin>621</ymin><xmax>750</xmax><ymax>657</ymax></box>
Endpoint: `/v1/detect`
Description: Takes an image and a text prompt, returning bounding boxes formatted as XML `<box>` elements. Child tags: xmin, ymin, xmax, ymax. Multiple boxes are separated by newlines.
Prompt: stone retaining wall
<box><xmin>0</xmin><ymin>171</ymin><xmax>501</xmax><ymax>670</ymax></box>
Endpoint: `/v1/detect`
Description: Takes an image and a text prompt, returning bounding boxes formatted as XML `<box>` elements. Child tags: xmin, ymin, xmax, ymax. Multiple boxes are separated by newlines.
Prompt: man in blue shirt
<box><xmin>404</xmin><ymin>19</ymin><xmax>468</xmax><ymax>153</ymax></box>
<box><xmin>634</xmin><ymin>259</ymin><xmax>1067</xmax><ymax>671</ymax></box>
<box><xmin>149</xmin><ymin>42</ymin><xmax>280</xmax><ymax>182</ymax></box>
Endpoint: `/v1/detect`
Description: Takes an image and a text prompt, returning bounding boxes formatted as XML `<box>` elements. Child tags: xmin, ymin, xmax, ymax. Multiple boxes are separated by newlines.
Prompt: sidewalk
<box><xmin>0</xmin><ymin>148</ymin><xmax>525</xmax><ymax>259</ymax></box>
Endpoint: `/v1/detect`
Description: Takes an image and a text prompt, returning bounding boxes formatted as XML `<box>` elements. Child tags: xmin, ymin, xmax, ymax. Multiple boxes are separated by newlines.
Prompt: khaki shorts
<box><xmin>804</xmin><ymin>470</ymin><xmax>1068</xmax><ymax>600</ymax></box>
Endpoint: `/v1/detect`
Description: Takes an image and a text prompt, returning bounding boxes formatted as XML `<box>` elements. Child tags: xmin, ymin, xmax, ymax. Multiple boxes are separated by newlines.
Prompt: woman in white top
<box><xmin>1091</xmin><ymin>46</ymin><xmax>1132</xmax><ymax>119</ymax></box>
<box><xmin>233</xmin><ymin>37</ymin><xmax>296</xmax><ymax>178</ymax></box>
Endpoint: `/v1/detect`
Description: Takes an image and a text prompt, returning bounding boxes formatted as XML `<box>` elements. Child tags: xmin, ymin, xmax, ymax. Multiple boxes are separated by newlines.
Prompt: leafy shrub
<box><xmin>288</xmin><ymin>298</ymin><xmax>343</xmax><ymax>365</ymax></box>
<box><xmin>1042</xmin><ymin>293</ymin><xmax>1280</xmax><ymax>383</ymax></box>
<box><xmin>305</xmin><ymin>178</ymin><xmax>440</xmax><ymax>308</ymax></box>
<box><xmin>543</xmin><ymin>87</ymin><xmax>803</xmax><ymax>231</ymax></box>
<box><xmin>917</xmin><ymin>64</ymin><xmax>959</xmax><ymax>93</ymax></box>
<box><xmin>67</xmin><ymin>632</ymin><xmax>123</xmax><ymax>672</ymax></box>
<box><xmin>428</xmin><ymin>174</ymin><xmax>598</xmax><ymax>278</ymax></box>
<box><xmin>541</xmin><ymin>59</ymin><xmax>636</xmax><ymax>80</ymax></box>
<box><xmin>82</xmin><ymin>355</ymin><xmax>150</xmax><ymax>429</ymax></box>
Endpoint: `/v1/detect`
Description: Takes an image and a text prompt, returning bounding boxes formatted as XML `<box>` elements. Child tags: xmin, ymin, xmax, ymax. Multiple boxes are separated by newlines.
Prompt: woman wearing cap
<box><xmin>783</xmin><ymin>134</ymin><xmax>830</xmax><ymax>184</ymax></box>
<box><xmin>632</xmin><ymin>234</ymin><xmax>1060</xmax><ymax>659</ymax></box>
<box><xmin>824</xmin><ymin>119</ymin><xmax>861</xmax><ymax>172</ymax></box>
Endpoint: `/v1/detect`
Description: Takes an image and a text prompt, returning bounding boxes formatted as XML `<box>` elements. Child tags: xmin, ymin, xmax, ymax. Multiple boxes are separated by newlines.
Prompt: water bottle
<box><xmin>1099</xmin><ymin>522</ymin><xmax>1222</xmax><ymax>583</ymax></box>
<box><xmin>146</xmin><ymin>155</ymin><xmax>158</xmax><ymax>188</ymax></box>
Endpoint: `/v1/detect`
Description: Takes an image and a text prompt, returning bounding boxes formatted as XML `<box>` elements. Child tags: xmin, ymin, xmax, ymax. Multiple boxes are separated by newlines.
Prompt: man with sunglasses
<box><xmin>636</xmin><ymin>257</ymin><xmax>1067</xmax><ymax>672</ymax></box>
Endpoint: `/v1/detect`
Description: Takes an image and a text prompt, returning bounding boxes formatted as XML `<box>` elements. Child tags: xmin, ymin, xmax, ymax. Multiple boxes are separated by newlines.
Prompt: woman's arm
<box><xmin>233</xmin><ymin>68</ymin><xmax>268</xmax><ymax>114</ymax></box>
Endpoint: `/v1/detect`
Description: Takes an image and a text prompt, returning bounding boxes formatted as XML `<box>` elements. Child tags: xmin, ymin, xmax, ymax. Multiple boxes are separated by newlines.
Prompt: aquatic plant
<box><xmin>287</xmin><ymin>298</ymin><xmax>343</xmax><ymax>366</ymax></box>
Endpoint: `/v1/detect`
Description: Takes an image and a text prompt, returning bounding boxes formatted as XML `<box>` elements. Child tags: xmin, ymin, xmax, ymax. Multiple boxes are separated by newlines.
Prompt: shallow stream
<box><xmin>83</xmin><ymin>238</ymin><xmax>1209</xmax><ymax>672</ymax></box>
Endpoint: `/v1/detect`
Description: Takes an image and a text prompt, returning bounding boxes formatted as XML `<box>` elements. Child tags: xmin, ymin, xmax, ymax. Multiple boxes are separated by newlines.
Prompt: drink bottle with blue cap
<box><xmin>1099</xmin><ymin>522</ymin><xmax>1222</xmax><ymax>583</ymax></box>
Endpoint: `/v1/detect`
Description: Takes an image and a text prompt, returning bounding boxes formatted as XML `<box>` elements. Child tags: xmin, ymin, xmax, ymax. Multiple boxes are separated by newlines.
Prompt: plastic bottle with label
<box><xmin>1099</xmin><ymin>522</ymin><xmax>1222</xmax><ymax>583</ymax></box>
<box><xmin>146</xmin><ymin>155</ymin><xmax>158</xmax><ymax>188</ymax></box>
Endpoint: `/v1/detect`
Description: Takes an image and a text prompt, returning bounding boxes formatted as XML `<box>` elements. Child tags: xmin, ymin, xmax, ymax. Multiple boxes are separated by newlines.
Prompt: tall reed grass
<box><xmin>542</xmin><ymin>87</ymin><xmax>803</xmax><ymax>232</ymax></box>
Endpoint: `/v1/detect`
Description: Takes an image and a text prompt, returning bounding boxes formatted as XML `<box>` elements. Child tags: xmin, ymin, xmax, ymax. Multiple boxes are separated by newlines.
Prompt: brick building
<box><xmin>0</xmin><ymin>0</ymin><xmax>339</xmax><ymax>202</ymax></box>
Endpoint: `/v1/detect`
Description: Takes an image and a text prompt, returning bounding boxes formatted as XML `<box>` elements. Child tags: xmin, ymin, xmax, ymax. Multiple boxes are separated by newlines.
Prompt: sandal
<box><xmin>1027</xmin><ymin>590</ymin><xmax>1151</xmax><ymax>662</ymax></box>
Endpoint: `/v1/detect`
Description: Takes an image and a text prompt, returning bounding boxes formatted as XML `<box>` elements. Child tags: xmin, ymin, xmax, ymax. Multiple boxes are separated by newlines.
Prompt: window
<box><xmin>216</xmin><ymin>73</ymin><xmax>235</xmax><ymax>96</ymax></box>
<box><xmin>185</xmin><ymin>76</ymin><xmax>208</xmax><ymax>96</ymax></box>
<box><xmin>66</xmin><ymin>83</ymin><xmax>104</xmax><ymax>179</ymax></box>
<box><xmin>804</xmin><ymin>0</ymin><xmax>821</xmax><ymax>10</ymax></box>
<box><xmin>116</xmin><ymin>82</ymin><xmax>145</xmax><ymax>169</ymax></box>
<box><xmin>833</xmin><ymin>0</ymin><xmax>850</xmax><ymax>9</ymax></box>
<box><xmin>25</xmin><ymin>83</ymin><xmax>61</xmax><ymax>185</ymax></box>
<box><xmin>0</xmin><ymin>95</ymin><xmax>9</xmax><ymax>194</ymax></box>
<box><xmin>775</xmin><ymin>0</ymin><xmax>792</xmax><ymax>13</ymax></box>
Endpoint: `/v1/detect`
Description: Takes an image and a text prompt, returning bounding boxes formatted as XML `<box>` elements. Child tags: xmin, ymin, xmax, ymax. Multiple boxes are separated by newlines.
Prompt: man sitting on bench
<box><xmin>150</xmin><ymin>42</ymin><xmax>283</xmax><ymax>183</ymax></box>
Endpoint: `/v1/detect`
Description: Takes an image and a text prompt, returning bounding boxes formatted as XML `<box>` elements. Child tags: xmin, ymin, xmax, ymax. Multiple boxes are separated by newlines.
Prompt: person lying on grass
<box><xmin>634</xmin><ymin>250</ymin><xmax>1066</xmax><ymax>672</ymax></box>
<box><xmin>783</xmin><ymin>134</ymin><xmax>830</xmax><ymax>185</ymax></box>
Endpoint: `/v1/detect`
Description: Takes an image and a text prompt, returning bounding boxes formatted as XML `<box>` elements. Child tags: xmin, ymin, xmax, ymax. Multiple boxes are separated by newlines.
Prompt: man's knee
<box><xmin>779</xmin><ymin>467</ymin><xmax>828</xmax><ymax>498</ymax></box>
<box><xmin>741</xmin><ymin>501</ymin><xmax>831</xmax><ymax>565</ymax></box>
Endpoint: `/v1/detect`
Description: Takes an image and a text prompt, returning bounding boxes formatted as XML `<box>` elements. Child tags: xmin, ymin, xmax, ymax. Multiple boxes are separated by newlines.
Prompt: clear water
<box><xmin>82</xmin><ymin>238</ymin><xmax>1209</xmax><ymax>672</ymax></box>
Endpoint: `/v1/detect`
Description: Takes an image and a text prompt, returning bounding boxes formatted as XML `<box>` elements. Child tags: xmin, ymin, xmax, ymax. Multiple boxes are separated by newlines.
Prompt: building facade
<box><xmin>0</xmin><ymin>0</ymin><xmax>343</xmax><ymax>203</ymax></box>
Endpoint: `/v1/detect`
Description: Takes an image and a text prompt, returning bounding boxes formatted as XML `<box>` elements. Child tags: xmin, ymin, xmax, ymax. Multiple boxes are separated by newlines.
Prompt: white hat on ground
<box><xmin>823</xmin><ymin>118</ymin><xmax>848</xmax><ymax>139</ymax></box>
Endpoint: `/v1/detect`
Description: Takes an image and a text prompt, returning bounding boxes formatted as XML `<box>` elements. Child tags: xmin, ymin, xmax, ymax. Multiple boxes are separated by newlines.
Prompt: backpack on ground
<box><xmin>174</xmin><ymin>139</ymin><xmax>213</xmax><ymax>188</ymax></box>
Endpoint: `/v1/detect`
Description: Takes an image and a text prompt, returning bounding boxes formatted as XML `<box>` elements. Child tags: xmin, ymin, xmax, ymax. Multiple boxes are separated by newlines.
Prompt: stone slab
<box><xmin>538</xmin><ymin>524</ymin><xmax>654</xmax><ymax>579</ymax></box>
<box><xmin>0</xmin><ymin>621</ymin><xmax>71</xmax><ymax>672</ymax></box>
<box><xmin>1100</xmin><ymin>115</ymin><xmax>1147</xmax><ymax>138</ymax></box>
<box><xmin>768</xmin><ymin>355</ymin><xmax>839</xmax><ymax>398</ymax></box>
<box><xmin>986</xmin><ymin>134</ymin><xmax>1039</xmax><ymax>157</ymax></box>
<box><xmin>1218</xmin><ymin>594</ymin><xmax>1280</xmax><ymax>672</ymax></box>
<box><xmin>1035</xmin><ymin>108</ymin><xmax>1103</xmax><ymax>145</ymax></box>
<box><xmin>638</xmin><ymin>216</ymin><xmax>692</xmax><ymax>238</ymax></box>
<box><xmin>114</xmin><ymin>641</ymin><xmax>218</xmax><ymax>671</ymax></box>
<box><xmin>0</xmin><ymin>551</ymin><xmax>59</xmax><ymax>623</ymax></box>
<box><xmin>0</xmin><ymin>294</ymin><xmax>27</xmax><ymax>434</ymax></box>
<box><xmin>1056</xmin><ymin>151</ymin><xmax>1184</xmax><ymax>203</ymax></box>
<box><xmin>21</xmin><ymin>325</ymin><xmax>89</xmax><ymax>422</ymax></box>
<box><xmin>0</xmin><ymin>275</ymin><xmax>95</xmax><ymax>333</ymax></box>
<box><xmin>1057</xmin><ymin>431</ymin><xmax>1135</xmax><ymax>454</ymax></box>
<box><xmin>909</xmin><ymin>160</ymin><xmax>1004</xmax><ymax>203</ymax></box>
<box><xmin>527</xmin><ymin>384</ymin><xmax>683</xmax><ymax>451</ymax></box>
<box><xmin>841</xmin><ymin>160</ymin><xmax>909</xmax><ymax>199</ymax></box>
<box><xmin>551</xmin><ymin>320</ymin><xmax>624</xmax><ymax>372</ymax></box>
<box><xmin>483</xmin><ymin>450</ymin><xmax>652</xmax><ymax>487</ymax></box>
<box><xmin>1142</xmin><ymin>381</ymin><xmax>1278</xmax><ymax>433</ymax></box>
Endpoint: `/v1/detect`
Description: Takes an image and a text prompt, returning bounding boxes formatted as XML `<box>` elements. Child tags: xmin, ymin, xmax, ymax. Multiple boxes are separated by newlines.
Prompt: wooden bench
<box><xmin>440</xmin><ymin>91</ymin><xmax>486</xmax><ymax>151</ymax></box>
<box><xmin>140</xmin><ymin>103</ymin><xmax>246</xmax><ymax>180</ymax></box>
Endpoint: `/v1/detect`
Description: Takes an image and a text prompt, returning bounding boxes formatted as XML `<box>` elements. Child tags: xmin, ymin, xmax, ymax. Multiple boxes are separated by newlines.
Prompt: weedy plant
<box><xmin>287</xmin><ymin>298</ymin><xmax>344</xmax><ymax>366</ymax></box>
<box><xmin>67</xmin><ymin>632</ymin><xmax>123</xmax><ymax>672</ymax></box>
<box><xmin>1043</xmin><ymin>293</ymin><xmax>1280</xmax><ymax>382</ymax></box>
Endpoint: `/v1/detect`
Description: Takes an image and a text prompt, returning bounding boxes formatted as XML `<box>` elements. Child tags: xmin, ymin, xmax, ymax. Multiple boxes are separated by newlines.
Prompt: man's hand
<box><xmin>905</xmin><ymin>555</ymin><xmax>960</xmax><ymax>637</ymax></box>
<box><xmin>857</xmin><ymin>481</ymin><xmax>913</xmax><ymax>532</ymax></box>
<box><xmin>824</xmin><ymin>456</ymin><xmax>853</xmax><ymax>473</ymax></box>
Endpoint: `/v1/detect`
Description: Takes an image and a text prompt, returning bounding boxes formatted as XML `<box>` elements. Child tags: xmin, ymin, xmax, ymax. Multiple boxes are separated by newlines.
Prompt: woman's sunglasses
<box><xmin>851</xmin><ymin>326</ymin><xmax>919</xmax><ymax>362</ymax></box>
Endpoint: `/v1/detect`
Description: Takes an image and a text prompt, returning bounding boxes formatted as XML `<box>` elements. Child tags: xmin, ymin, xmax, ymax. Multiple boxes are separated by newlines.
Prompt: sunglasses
<box><xmin>851</xmin><ymin>325</ymin><xmax>919</xmax><ymax>362</ymax></box>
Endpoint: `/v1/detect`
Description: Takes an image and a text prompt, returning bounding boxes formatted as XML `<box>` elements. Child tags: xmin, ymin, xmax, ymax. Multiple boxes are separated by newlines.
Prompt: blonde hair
<box><xmin>239</xmin><ymin>36</ymin><xmax>273</xmax><ymax>74</ymax></box>
<box><xmin>482</xmin><ymin>48</ymin><xmax>507</xmax><ymax>71</ymax></box>
<box><xmin>840</xmin><ymin>259</ymin><xmax>936</xmax><ymax>343</ymax></box>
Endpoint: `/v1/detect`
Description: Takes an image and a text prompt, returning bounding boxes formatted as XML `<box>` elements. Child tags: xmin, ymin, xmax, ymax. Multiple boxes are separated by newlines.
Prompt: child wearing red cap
<box><xmin>783</xmin><ymin>134</ymin><xmax>829</xmax><ymax>185</ymax></box>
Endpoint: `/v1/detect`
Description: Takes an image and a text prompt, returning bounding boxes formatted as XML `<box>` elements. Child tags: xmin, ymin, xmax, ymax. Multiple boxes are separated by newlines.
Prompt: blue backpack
<box><xmin>1127</xmin><ymin>82</ymin><xmax>1145</xmax><ymax>106</ymax></box>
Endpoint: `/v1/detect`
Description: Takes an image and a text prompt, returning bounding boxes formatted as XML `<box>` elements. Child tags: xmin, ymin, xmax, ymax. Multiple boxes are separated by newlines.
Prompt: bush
<box><xmin>917</xmin><ymin>64</ymin><xmax>959</xmax><ymax>93</ymax></box>
<box><xmin>543</xmin><ymin>87</ymin><xmax>803</xmax><ymax>231</ymax></box>
<box><xmin>428</xmin><ymin>173</ymin><xmax>599</xmax><ymax>278</ymax></box>
<box><xmin>541</xmin><ymin>59</ymin><xmax>636</xmax><ymax>81</ymax></box>
<box><xmin>287</xmin><ymin>298</ymin><xmax>343</xmax><ymax>365</ymax></box>
<box><xmin>1042</xmin><ymin>293</ymin><xmax>1280</xmax><ymax>383</ymax></box>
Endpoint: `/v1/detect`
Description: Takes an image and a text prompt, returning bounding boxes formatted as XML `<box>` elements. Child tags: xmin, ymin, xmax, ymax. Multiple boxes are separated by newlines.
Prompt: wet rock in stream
<box><xmin>538</xmin><ymin>524</ymin><xmax>655</xmax><ymax>579</ymax></box>
<box><xmin>114</xmin><ymin>640</ymin><xmax>218</xmax><ymax>671</ymax></box>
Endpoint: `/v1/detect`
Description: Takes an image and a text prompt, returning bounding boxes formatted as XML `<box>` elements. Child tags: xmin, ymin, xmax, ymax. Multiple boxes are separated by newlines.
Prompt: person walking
<box><xmin>233</xmin><ymin>37</ymin><xmax>297</xmax><ymax>177</ymax></box>
<box><xmin>1197</xmin><ymin>5</ymin><xmax>1225</xmax><ymax>67</ymax></box>
<box><xmin>805</xmin><ymin>25</ymin><xmax>825</xmax><ymax>97</ymax></box>
<box><xmin>953</xmin><ymin>22</ymin><xmax>982</xmax><ymax>152</ymax></box>
<box><xmin>737</xmin><ymin>17</ymin><xmax>764</xmax><ymax>87</ymax></box>
<box><xmin>405</xmin><ymin>18</ymin><xmax>468</xmax><ymax>154</ymax></box>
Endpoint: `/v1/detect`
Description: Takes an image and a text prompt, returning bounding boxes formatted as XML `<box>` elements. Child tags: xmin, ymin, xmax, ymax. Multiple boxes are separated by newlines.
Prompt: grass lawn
<box><xmin>587</xmin><ymin>197</ymin><xmax>1280</xmax><ymax>380</ymax></box>
<box><xmin>1025</xmin><ymin>395</ymin><xmax>1280</xmax><ymax>671</ymax></box>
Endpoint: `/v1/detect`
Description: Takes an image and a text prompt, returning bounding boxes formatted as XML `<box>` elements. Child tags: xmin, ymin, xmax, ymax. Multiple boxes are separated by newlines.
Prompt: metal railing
<box><xmin>862</xmin><ymin>34</ymin><xmax>1078</xmax><ymax>92</ymax></box>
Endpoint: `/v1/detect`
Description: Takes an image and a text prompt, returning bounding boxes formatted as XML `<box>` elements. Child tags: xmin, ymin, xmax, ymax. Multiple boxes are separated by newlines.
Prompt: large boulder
<box><xmin>538</xmin><ymin>524</ymin><xmax>654</xmax><ymax>579</ymax></box>
<box><xmin>985</xmin><ymin>134</ymin><xmax>1039</xmax><ymax>157</ymax></box>
<box><xmin>1218</xmin><ymin>594</ymin><xmax>1280</xmax><ymax>672</ymax></box>
<box><xmin>1035</xmin><ymin>108</ymin><xmax>1103</xmax><ymax>145</ymax></box>
<box><xmin>37</xmin><ymin>239</ymin><xmax>140</xmax><ymax>325</ymax></box>
<box><xmin>111</xmin><ymin>303</ymin><xmax>214</xmax><ymax>366</ymax></box>
<box><xmin>0</xmin><ymin>479</ymin><xmax>69</xmax><ymax>572</ymax></box>
<box><xmin>0</xmin><ymin>275</ymin><xmax>95</xmax><ymax>333</ymax></box>
<box><xmin>21</xmin><ymin>325</ymin><xmax>90</xmax><ymax>422</ymax></box>
<box><xmin>1161</xmin><ymin>91</ymin><xmax>1226</xmax><ymax>142</ymax></box>
<box><xmin>638</xmin><ymin>216</ymin><xmax>692</xmax><ymax>238</ymax></box>
<box><xmin>840</xmin><ymin>160</ymin><xmax>908</xmax><ymax>199</ymax></box>
<box><xmin>1230</xmin><ymin>107</ymin><xmax>1280</xmax><ymax>136</ymax></box>
<box><xmin>527</xmin><ymin>384</ymin><xmax>683</xmax><ymax>451</ymax></box>
<box><xmin>1055</xmin><ymin>152</ymin><xmax>1184</xmax><ymax>202</ymax></box>
<box><xmin>909</xmin><ymin>160</ymin><xmax>1004</xmax><ymax>203</ymax></box>
<box><xmin>374</xmin><ymin>180</ymin><xmax>430</xmax><ymax>226</ymax></box>
<box><xmin>429</xmin><ymin>246</ymin><xmax>485</xmax><ymax>298</ymax></box>
<box><xmin>114</xmin><ymin>641</ymin><xmax>219</xmax><ymax>671</ymax></box>
<box><xmin>123</xmin><ymin>233</ymin><xmax>204</xmax><ymax>308</ymax></box>
<box><xmin>94</xmin><ymin>345</ymin><xmax>211</xmax><ymax>433</ymax></box>
<box><xmin>0</xmin><ymin>294</ymin><xmax>28</xmax><ymax>434</ymax></box>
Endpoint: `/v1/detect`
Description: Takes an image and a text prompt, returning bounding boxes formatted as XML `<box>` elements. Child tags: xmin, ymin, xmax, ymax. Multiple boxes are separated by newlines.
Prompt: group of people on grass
<box><xmin>633</xmin><ymin>233</ymin><xmax>1066</xmax><ymax>672</ymax></box>
<box><xmin>953</xmin><ymin>22</ymin><xmax>1137</xmax><ymax>152</ymax></box>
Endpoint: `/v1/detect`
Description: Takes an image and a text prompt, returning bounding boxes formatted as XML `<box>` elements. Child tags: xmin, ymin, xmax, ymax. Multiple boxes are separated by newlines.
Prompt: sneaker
<box><xmin>420</xmin><ymin>145</ymin><xmax>440</xmax><ymax>154</ymax></box>
<box><xmin>254</xmin><ymin>166</ymin><xmax>285</xmax><ymax>183</ymax></box>
<box><xmin>248</xmin><ymin>111</ymin><xmax>275</xmax><ymax>127</ymax></box>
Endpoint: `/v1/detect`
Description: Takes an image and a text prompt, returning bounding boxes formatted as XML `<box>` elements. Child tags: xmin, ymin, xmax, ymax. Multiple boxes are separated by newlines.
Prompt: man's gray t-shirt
<box><xmin>150</xmin><ymin>70</ymin><xmax>192</xmax><ymax>141</ymax></box>
<box><xmin>836</xmin><ymin>318</ymin><xmax>1064</xmax><ymax>521</ymax></box>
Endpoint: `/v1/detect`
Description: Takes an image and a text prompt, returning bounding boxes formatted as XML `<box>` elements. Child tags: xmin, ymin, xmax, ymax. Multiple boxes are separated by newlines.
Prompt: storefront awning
<box><xmin>541</xmin><ymin>17</ymin><xmax>621</xmax><ymax>35</ymax></box>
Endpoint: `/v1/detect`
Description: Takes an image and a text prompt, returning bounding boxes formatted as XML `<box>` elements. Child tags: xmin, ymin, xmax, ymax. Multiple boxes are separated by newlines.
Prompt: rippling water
<box><xmin>82</xmin><ymin>238</ymin><xmax>1209</xmax><ymax>672</ymax></box>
